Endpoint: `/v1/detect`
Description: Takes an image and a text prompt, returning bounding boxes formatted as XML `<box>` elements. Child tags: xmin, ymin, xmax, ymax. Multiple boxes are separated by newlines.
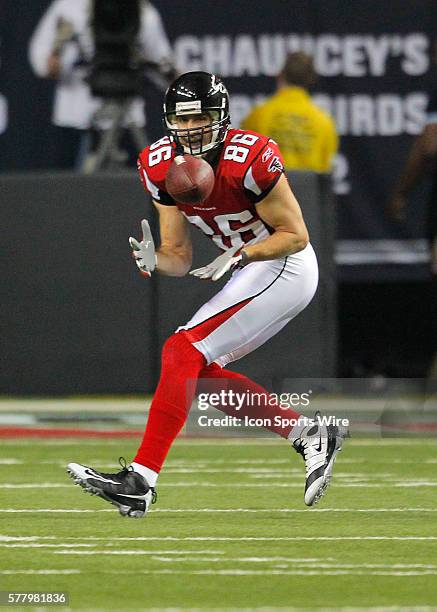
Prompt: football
<box><xmin>165</xmin><ymin>155</ymin><xmax>215</xmax><ymax>204</ymax></box>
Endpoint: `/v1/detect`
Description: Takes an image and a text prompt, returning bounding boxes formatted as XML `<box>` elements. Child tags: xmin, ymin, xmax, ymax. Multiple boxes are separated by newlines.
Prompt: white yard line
<box><xmin>0</xmin><ymin>569</ymin><xmax>80</xmax><ymax>574</ymax></box>
<box><xmin>150</xmin><ymin>560</ymin><xmax>437</xmax><ymax>569</ymax></box>
<box><xmin>0</xmin><ymin>568</ymin><xmax>437</xmax><ymax>576</ymax></box>
<box><xmin>130</xmin><ymin>536</ymin><xmax>437</xmax><ymax>542</ymax></box>
<box><xmin>52</xmin><ymin>549</ymin><xmax>218</xmax><ymax>561</ymax></box>
<box><xmin>1</xmin><ymin>567</ymin><xmax>435</xmax><ymax>578</ymax></box>
<box><xmin>1</xmin><ymin>531</ymin><xmax>437</xmax><ymax>542</ymax></box>
<box><xmin>2</xmin><ymin>534</ymin><xmax>437</xmax><ymax>542</ymax></box>
<box><xmin>2</xmin><ymin>438</ymin><xmax>436</xmax><ymax>446</ymax></box>
<box><xmin>394</xmin><ymin>483</ymin><xmax>437</xmax><ymax>487</ymax></box>
<box><xmin>0</xmin><ymin>544</ymin><xmax>224</xmax><ymax>553</ymax></box>
<box><xmin>53</xmin><ymin>551</ymin><xmax>222</xmax><ymax>556</ymax></box>
<box><xmin>10</xmin><ymin>466</ymin><xmax>424</xmax><ymax>476</ymax></box>
<box><xmin>0</xmin><ymin>439</ymin><xmax>126</xmax><ymax>445</ymax></box>
<box><xmin>3</xmin><ymin>507</ymin><xmax>437</xmax><ymax>514</ymax></box>
<box><xmin>79</xmin><ymin>607</ymin><xmax>437</xmax><ymax>612</ymax></box>
<box><xmin>161</xmin><ymin>481</ymin><xmax>437</xmax><ymax>488</ymax></box>
<box><xmin>157</xmin><ymin>482</ymin><xmax>437</xmax><ymax>489</ymax></box>
<box><xmin>18</xmin><ymin>606</ymin><xmax>437</xmax><ymax>612</ymax></box>
<box><xmin>0</xmin><ymin>543</ymin><xmax>95</xmax><ymax>548</ymax></box>
<box><xmin>287</xmin><ymin>609</ymin><xmax>437</xmax><ymax>612</ymax></box>
<box><xmin>163</xmin><ymin>458</ymin><xmax>365</xmax><ymax>465</ymax></box>
<box><xmin>49</xmin><ymin>552</ymin><xmax>437</xmax><ymax>570</ymax></box>
<box><xmin>138</xmin><ymin>559</ymin><xmax>437</xmax><ymax>571</ymax></box>
<box><xmin>3</xmin><ymin>482</ymin><xmax>437</xmax><ymax>489</ymax></box>
<box><xmin>0</xmin><ymin>509</ymin><xmax>113</xmax><ymax>513</ymax></box>
<box><xmin>111</xmin><ymin>568</ymin><xmax>437</xmax><ymax>577</ymax></box>
<box><xmin>153</xmin><ymin>507</ymin><xmax>437</xmax><ymax>512</ymax></box>
<box><xmin>2</xmin><ymin>483</ymin><xmax>72</xmax><ymax>488</ymax></box>
<box><xmin>0</xmin><ymin>457</ymin><xmax>364</xmax><ymax>466</ymax></box>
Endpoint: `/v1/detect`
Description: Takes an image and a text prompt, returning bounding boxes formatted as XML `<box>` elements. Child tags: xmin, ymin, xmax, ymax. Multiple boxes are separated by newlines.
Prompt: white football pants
<box><xmin>178</xmin><ymin>243</ymin><xmax>319</xmax><ymax>367</ymax></box>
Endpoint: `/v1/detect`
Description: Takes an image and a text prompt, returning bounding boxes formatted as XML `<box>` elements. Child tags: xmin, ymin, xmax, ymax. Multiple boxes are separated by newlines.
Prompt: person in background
<box><xmin>241</xmin><ymin>52</ymin><xmax>338</xmax><ymax>173</ymax></box>
<box><xmin>388</xmin><ymin>52</ymin><xmax>437</xmax><ymax>379</ymax></box>
<box><xmin>28</xmin><ymin>0</ymin><xmax>176</xmax><ymax>170</ymax></box>
<box><xmin>388</xmin><ymin>88</ymin><xmax>437</xmax><ymax>275</ymax></box>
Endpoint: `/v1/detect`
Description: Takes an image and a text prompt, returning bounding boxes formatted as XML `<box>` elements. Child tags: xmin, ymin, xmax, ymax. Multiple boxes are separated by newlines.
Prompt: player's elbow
<box><xmin>175</xmin><ymin>250</ymin><xmax>193</xmax><ymax>276</ymax></box>
<box><xmin>296</xmin><ymin>236</ymin><xmax>309</xmax><ymax>253</ymax></box>
<box><xmin>179</xmin><ymin>261</ymin><xmax>193</xmax><ymax>277</ymax></box>
<box><xmin>291</xmin><ymin>229</ymin><xmax>309</xmax><ymax>253</ymax></box>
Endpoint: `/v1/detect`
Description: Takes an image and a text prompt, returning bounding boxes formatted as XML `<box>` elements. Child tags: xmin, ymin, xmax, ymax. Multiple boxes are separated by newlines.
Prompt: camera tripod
<box><xmin>80</xmin><ymin>98</ymin><xmax>148</xmax><ymax>174</ymax></box>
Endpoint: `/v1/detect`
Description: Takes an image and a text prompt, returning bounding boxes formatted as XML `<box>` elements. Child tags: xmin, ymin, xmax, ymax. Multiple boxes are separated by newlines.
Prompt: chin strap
<box><xmin>174</xmin><ymin>142</ymin><xmax>184</xmax><ymax>156</ymax></box>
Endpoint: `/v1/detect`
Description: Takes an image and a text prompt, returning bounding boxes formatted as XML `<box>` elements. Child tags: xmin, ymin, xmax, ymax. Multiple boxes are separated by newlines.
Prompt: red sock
<box><xmin>198</xmin><ymin>363</ymin><xmax>301</xmax><ymax>438</ymax></box>
<box><xmin>133</xmin><ymin>332</ymin><xmax>205</xmax><ymax>472</ymax></box>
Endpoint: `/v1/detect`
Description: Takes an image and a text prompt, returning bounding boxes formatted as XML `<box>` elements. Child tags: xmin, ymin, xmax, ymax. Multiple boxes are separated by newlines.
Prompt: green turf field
<box><xmin>1</xmin><ymin>437</ymin><xmax>437</xmax><ymax>610</ymax></box>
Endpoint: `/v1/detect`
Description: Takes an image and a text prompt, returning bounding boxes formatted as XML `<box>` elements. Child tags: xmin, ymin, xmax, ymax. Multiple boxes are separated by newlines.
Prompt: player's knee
<box><xmin>162</xmin><ymin>332</ymin><xmax>189</xmax><ymax>355</ymax></box>
<box><xmin>161</xmin><ymin>332</ymin><xmax>204</xmax><ymax>369</ymax></box>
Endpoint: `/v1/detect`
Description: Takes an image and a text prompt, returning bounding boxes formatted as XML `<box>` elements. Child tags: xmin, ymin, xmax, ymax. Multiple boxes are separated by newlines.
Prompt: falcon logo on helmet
<box><xmin>163</xmin><ymin>71</ymin><xmax>231</xmax><ymax>156</ymax></box>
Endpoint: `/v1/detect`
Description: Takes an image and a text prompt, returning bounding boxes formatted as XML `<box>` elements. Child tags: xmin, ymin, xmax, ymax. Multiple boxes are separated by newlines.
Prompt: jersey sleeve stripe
<box><xmin>254</xmin><ymin>171</ymin><xmax>282</xmax><ymax>204</ymax></box>
<box><xmin>243</xmin><ymin>165</ymin><xmax>262</xmax><ymax>196</ymax></box>
<box><xmin>142</xmin><ymin>167</ymin><xmax>160</xmax><ymax>200</ymax></box>
<box><xmin>242</xmin><ymin>140</ymin><xmax>284</xmax><ymax>204</ymax></box>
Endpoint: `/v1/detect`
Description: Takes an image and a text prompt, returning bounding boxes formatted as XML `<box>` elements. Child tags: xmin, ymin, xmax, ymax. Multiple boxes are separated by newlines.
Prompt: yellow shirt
<box><xmin>241</xmin><ymin>87</ymin><xmax>338</xmax><ymax>173</ymax></box>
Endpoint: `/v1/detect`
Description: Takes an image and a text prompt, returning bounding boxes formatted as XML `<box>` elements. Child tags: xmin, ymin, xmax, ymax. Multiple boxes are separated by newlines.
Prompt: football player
<box><xmin>68</xmin><ymin>71</ymin><xmax>347</xmax><ymax>517</ymax></box>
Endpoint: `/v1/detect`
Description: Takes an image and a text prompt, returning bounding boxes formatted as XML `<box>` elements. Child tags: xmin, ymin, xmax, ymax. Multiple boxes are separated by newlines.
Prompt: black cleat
<box><xmin>67</xmin><ymin>458</ymin><xmax>157</xmax><ymax>518</ymax></box>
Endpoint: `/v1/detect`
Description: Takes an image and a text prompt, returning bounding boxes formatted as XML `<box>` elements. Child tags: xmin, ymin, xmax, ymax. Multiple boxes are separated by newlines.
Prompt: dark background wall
<box><xmin>339</xmin><ymin>282</ymin><xmax>436</xmax><ymax>378</ymax></box>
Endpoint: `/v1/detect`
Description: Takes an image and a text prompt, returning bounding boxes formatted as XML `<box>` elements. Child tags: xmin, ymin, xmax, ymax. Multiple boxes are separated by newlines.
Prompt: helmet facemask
<box><xmin>164</xmin><ymin>107</ymin><xmax>230</xmax><ymax>156</ymax></box>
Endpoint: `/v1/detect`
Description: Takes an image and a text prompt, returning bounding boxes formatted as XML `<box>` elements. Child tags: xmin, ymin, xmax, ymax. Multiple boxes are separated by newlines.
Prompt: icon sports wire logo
<box><xmin>195</xmin><ymin>410</ymin><xmax>349</xmax><ymax>431</ymax></box>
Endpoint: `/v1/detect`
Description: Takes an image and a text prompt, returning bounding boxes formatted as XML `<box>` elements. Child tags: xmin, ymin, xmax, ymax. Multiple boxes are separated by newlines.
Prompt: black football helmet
<box><xmin>163</xmin><ymin>71</ymin><xmax>231</xmax><ymax>156</ymax></box>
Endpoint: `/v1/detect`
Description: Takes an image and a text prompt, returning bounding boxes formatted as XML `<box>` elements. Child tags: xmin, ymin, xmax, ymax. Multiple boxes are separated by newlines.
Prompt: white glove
<box><xmin>190</xmin><ymin>245</ymin><xmax>248</xmax><ymax>281</ymax></box>
<box><xmin>129</xmin><ymin>219</ymin><xmax>156</xmax><ymax>278</ymax></box>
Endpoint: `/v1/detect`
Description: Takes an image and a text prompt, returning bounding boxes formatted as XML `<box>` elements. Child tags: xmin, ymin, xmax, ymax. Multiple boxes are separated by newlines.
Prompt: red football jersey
<box><xmin>137</xmin><ymin>128</ymin><xmax>285</xmax><ymax>251</ymax></box>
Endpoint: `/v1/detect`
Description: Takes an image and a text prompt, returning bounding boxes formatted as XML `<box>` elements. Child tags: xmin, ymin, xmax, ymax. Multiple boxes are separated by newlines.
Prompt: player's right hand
<box><xmin>190</xmin><ymin>245</ymin><xmax>244</xmax><ymax>281</ymax></box>
<box><xmin>129</xmin><ymin>219</ymin><xmax>157</xmax><ymax>278</ymax></box>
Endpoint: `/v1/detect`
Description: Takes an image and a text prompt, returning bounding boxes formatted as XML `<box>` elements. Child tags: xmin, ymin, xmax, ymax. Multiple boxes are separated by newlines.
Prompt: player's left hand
<box><xmin>190</xmin><ymin>245</ymin><xmax>247</xmax><ymax>281</ymax></box>
<box><xmin>129</xmin><ymin>219</ymin><xmax>156</xmax><ymax>278</ymax></box>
